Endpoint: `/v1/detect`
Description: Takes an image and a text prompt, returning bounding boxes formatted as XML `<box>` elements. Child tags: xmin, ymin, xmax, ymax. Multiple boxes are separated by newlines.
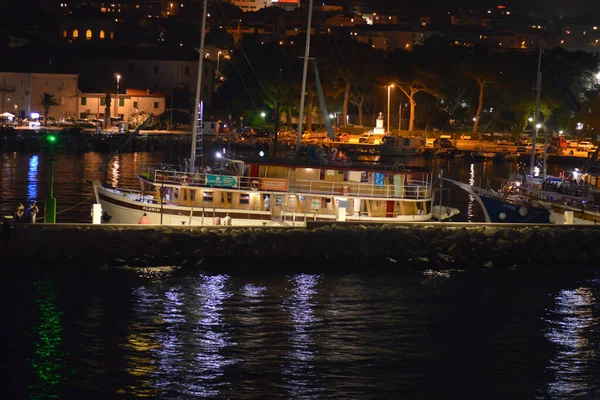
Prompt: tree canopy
<box><xmin>209</xmin><ymin>33</ymin><xmax>600</xmax><ymax>135</ymax></box>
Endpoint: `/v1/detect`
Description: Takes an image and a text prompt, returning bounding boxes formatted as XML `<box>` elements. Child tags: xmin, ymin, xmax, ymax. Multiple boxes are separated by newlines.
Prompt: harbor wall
<box><xmin>2</xmin><ymin>222</ymin><xmax>599</xmax><ymax>271</ymax></box>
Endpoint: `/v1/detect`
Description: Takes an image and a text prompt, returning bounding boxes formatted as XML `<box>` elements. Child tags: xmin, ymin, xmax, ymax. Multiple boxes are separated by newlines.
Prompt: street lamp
<box><xmin>217</xmin><ymin>50</ymin><xmax>222</xmax><ymax>74</ymax></box>
<box><xmin>115</xmin><ymin>74</ymin><xmax>121</xmax><ymax>120</ymax></box>
<box><xmin>387</xmin><ymin>84</ymin><xmax>394</xmax><ymax>134</ymax></box>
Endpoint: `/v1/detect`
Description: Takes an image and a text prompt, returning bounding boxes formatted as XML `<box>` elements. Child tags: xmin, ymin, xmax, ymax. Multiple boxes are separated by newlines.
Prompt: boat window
<box><xmin>240</xmin><ymin>194</ymin><xmax>250</xmax><ymax>205</ymax></box>
<box><xmin>203</xmin><ymin>191</ymin><xmax>213</xmax><ymax>202</ymax></box>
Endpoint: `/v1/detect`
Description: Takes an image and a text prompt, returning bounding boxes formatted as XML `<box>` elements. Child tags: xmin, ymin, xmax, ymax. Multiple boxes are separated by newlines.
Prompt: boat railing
<box><xmin>146</xmin><ymin>168</ymin><xmax>432</xmax><ymax>200</ymax></box>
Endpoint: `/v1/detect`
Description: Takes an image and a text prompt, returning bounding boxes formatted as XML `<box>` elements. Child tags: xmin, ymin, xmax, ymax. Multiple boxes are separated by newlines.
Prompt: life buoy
<box><xmin>341</xmin><ymin>186</ymin><xmax>350</xmax><ymax>195</ymax></box>
<box><xmin>180</xmin><ymin>175</ymin><xmax>190</xmax><ymax>185</ymax></box>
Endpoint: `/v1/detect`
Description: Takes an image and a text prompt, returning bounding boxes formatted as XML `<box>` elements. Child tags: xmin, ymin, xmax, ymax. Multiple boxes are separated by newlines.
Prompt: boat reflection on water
<box><xmin>543</xmin><ymin>287</ymin><xmax>599</xmax><ymax>398</ymax></box>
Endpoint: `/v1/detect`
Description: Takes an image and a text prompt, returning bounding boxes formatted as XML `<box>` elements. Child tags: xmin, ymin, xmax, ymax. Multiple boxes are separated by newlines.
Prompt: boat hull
<box><xmin>94</xmin><ymin>184</ymin><xmax>279</xmax><ymax>226</ymax></box>
<box><xmin>480</xmin><ymin>195</ymin><xmax>551</xmax><ymax>223</ymax></box>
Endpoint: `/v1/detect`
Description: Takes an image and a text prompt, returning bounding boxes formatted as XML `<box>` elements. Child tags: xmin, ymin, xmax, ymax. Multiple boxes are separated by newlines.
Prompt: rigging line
<box><xmin>55</xmin><ymin>196</ymin><xmax>95</xmax><ymax>215</ymax></box>
<box><xmin>332</xmin><ymin>37</ymin><xmax>362</xmax><ymax>92</ymax></box>
<box><xmin>210</xmin><ymin>0</ymin><xmax>271</xmax><ymax>108</ymax></box>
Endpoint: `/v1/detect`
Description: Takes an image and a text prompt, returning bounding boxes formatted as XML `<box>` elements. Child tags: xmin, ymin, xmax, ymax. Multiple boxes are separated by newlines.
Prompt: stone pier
<box><xmin>2</xmin><ymin>222</ymin><xmax>599</xmax><ymax>271</ymax></box>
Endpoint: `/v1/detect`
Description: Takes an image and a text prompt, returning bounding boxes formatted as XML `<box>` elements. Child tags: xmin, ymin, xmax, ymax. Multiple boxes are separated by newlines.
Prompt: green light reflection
<box><xmin>27</xmin><ymin>281</ymin><xmax>68</xmax><ymax>400</ymax></box>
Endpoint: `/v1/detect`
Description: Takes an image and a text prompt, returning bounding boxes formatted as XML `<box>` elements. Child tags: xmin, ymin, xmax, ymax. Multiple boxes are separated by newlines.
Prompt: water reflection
<box><xmin>282</xmin><ymin>273</ymin><xmax>322</xmax><ymax>398</ymax></box>
<box><xmin>183</xmin><ymin>274</ymin><xmax>234</xmax><ymax>398</ymax></box>
<box><xmin>543</xmin><ymin>287</ymin><xmax>598</xmax><ymax>398</ymax></box>
<box><xmin>28</xmin><ymin>154</ymin><xmax>39</xmax><ymax>201</ymax></box>
<box><xmin>111</xmin><ymin>158</ymin><xmax>120</xmax><ymax>188</ymax></box>
<box><xmin>119</xmin><ymin>286</ymin><xmax>161</xmax><ymax>397</ymax></box>
<box><xmin>153</xmin><ymin>286</ymin><xmax>187</xmax><ymax>396</ymax></box>
<box><xmin>28</xmin><ymin>281</ymin><xmax>68</xmax><ymax>400</ymax></box>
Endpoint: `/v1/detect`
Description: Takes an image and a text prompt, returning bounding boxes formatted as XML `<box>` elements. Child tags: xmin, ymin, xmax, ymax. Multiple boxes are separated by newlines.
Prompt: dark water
<box><xmin>0</xmin><ymin>150</ymin><xmax>574</xmax><ymax>223</ymax></box>
<box><xmin>3</xmin><ymin>266</ymin><xmax>600</xmax><ymax>399</ymax></box>
<box><xmin>3</xmin><ymin>150</ymin><xmax>598</xmax><ymax>399</ymax></box>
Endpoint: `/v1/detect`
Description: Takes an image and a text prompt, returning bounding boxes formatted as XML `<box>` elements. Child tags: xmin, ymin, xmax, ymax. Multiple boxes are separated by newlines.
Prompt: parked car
<box><xmin>335</xmin><ymin>132</ymin><xmax>350</xmax><ymax>142</ymax></box>
<box><xmin>578</xmin><ymin>141</ymin><xmax>594</xmax><ymax>150</ymax></box>
<box><xmin>515</xmin><ymin>138</ymin><xmax>530</xmax><ymax>146</ymax></box>
<box><xmin>433</xmin><ymin>138</ymin><xmax>453</xmax><ymax>148</ymax></box>
<box><xmin>358</xmin><ymin>133</ymin><xmax>375</xmax><ymax>144</ymax></box>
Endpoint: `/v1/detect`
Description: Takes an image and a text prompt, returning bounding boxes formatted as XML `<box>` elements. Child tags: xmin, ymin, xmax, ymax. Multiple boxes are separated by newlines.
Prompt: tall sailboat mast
<box><xmin>190</xmin><ymin>0</ymin><xmax>209</xmax><ymax>173</ymax></box>
<box><xmin>530</xmin><ymin>44</ymin><xmax>543</xmax><ymax>176</ymax></box>
<box><xmin>296</xmin><ymin>0</ymin><xmax>314</xmax><ymax>154</ymax></box>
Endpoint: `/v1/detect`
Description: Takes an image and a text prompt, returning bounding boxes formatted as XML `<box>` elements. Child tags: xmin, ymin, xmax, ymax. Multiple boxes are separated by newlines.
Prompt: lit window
<box><xmin>86</xmin><ymin>29</ymin><xmax>92</xmax><ymax>39</ymax></box>
<box><xmin>62</xmin><ymin>29</ymin><xmax>67</xmax><ymax>38</ymax></box>
<box><xmin>100</xmin><ymin>30</ymin><xmax>105</xmax><ymax>39</ymax></box>
<box><xmin>73</xmin><ymin>29</ymin><xmax>79</xmax><ymax>38</ymax></box>
<box><xmin>110</xmin><ymin>32</ymin><xmax>114</xmax><ymax>39</ymax></box>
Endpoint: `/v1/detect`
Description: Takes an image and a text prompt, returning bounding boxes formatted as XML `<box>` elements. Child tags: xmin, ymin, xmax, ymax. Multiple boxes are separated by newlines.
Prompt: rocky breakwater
<box><xmin>2</xmin><ymin>223</ymin><xmax>600</xmax><ymax>271</ymax></box>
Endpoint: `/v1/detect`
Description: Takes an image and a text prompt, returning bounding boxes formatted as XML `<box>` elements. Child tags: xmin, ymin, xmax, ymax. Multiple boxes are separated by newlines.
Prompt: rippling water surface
<box><xmin>3</xmin><ymin>266</ymin><xmax>600</xmax><ymax>399</ymax></box>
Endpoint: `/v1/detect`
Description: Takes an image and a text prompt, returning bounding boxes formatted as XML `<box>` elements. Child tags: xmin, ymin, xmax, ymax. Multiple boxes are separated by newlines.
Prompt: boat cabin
<box><xmin>139</xmin><ymin>157</ymin><xmax>434</xmax><ymax>223</ymax></box>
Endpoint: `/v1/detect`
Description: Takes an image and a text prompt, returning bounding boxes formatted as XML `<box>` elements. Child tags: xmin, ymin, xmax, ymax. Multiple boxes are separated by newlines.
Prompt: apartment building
<box><xmin>0</xmin><ymin>72</ymin><xmax>78</xmax><ymax>119</ymax></box>
<box><xmin>77</xmin><ymin>88</ymin><xmax>166</xmax><ymax>121</ymax></box>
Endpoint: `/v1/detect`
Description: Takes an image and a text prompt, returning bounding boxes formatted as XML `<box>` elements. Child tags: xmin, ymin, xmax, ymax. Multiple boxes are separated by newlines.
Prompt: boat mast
<box><xmin>296</xmin><ymin>0</ymin><xmax>314</xmax><ymax>155</ymax></box>
<box><xmin>190</xmin><ymin>0</ymin><xmax>208</xmax><ymax>173</ymax></box>
<box><xmin>530</xmin><ymin>44</ymin><xmax>543</xmax><ymax>177</ymax></box>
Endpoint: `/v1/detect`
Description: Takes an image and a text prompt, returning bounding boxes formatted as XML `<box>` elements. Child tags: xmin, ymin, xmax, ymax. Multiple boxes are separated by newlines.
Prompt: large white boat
<box><xmin>93</xmin><ymin>155</ymin><xmax>437</xmax><ymax>226</ymax></box>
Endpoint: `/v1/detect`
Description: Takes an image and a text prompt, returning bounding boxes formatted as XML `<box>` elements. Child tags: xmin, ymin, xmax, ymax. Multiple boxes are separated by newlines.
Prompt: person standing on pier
<box><xmin>29</xmin><ymin>201</ymin><xmax>39</xmax><ymax>223</ymax></box>
<box><xmin>15</xmin><ymin>203</ymin><xmax>25</xmax><ymax>222</ymax></box>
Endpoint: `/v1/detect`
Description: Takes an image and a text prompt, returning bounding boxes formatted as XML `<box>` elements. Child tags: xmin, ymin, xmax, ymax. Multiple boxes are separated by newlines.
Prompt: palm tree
<box><xmin>39</xmin><ymin>93</ymin><xmax>60</xmax><ymax>125</ymax></box>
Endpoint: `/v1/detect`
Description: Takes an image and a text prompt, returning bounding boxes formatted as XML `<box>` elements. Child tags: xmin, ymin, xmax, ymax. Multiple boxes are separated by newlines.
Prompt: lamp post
<box><xmin>217</xmin><ymin>51</ymin><xmax>222</xmax><ymax>74</ymax></box>
<box><xmin>387</xmin><ymin>84</ymin><xmax>394</xmax><ymax>134</ymax></box>
<box><xmin>45</xmin><ymin>134</ymin><xmax>57</xmax><ymax>223</ymax></box>
<box><xmin>115</xmin><ymin>74</ymin><xmax>121</xmax><ymax>120</ymax></box>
